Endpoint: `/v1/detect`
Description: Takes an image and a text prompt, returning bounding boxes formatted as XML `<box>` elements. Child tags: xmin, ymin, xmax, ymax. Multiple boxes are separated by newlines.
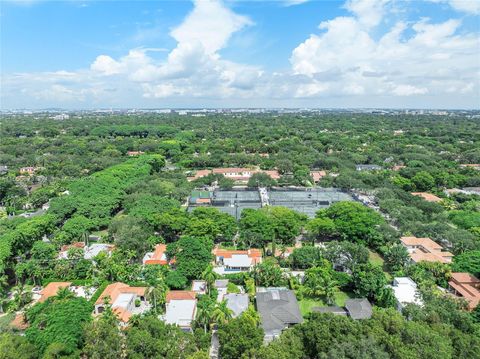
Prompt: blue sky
<box><xmin>1</xmin><ymin>0</ymin><xmax>479</xmax><ymax>109</ymax></box>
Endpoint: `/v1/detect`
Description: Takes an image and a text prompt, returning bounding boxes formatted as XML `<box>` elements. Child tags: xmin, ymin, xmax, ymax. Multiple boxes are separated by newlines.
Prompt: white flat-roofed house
<box><xmin>213</xmin><ymin>247</ymin><xmax>262</xmax><ymax>275</ymax></box>
<box><xmin>214</xmin><ymin>279</ymin><xmax>229</xmax><ymax>302</ymax></box>
<box><xmin>192</xmin><ymin>280</ymin><xmax>207</xmax><ymax>295</ymax></box>
<box><xmin>390</xmin><ymin>277</ymin><xmax>423</xmax><ymax>312</ymax></box>
<box><xmin>84</xmin><ymin>243</ymin><xmax>115</xmax><ymax>260</ymax></box>
<box><xmin>58</xmin><ymin>242</ymin><xmax>115</xmax><ymax>260</ymax></box>
<box><xmin>164</xmin><ymin>291</ymin><xmax>197</xmax><ymax>332</ymax></box>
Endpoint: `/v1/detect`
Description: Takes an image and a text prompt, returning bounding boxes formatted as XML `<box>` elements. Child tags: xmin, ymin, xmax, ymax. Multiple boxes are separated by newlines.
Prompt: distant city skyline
<box><xmin>1</xmin><ymin>0</ymin><xmax>479</xmax><ymax>109</ymax></box>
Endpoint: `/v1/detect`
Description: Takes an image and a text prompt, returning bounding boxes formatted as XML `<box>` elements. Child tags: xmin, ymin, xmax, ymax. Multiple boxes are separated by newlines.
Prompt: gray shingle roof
<box><xmin>256</xmin><ymin>289</ymin><xmax>303</xmax><ymax>335</ymax></box>
<box><xmin>214</xmin><ymin>279</ymin><xmax>229</xmax><ymax>288</ymax></box>
<box><xmin>344</xmin><ymin>298</ymin><xmax>372</xmax><ymax>319</ymax></box>
<box><xmin>225</xmin><ymin>293</ymin><xmax>249</xmax><ymax>317</ymax></box>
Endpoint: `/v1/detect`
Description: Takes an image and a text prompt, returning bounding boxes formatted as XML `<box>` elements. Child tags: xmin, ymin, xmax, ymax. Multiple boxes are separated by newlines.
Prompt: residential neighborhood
<box><xmin>2</xmin><ymin>0</ymin><xmax>480</xmax><ymax>356</ymax></box>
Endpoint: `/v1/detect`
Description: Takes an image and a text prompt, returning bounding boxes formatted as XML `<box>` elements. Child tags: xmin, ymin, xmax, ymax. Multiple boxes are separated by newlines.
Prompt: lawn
<box><xmin>369</xmin><ymin>250</ymin><xmax>384</xmax><ymax>266</ymax></box>
<box><xmin>369</xmin><ymin>250</ymin><xmax>393</xmax><ymax>281</ymax></box>
<box><xmin>298</xmin><ymin>290</ymin><xmax>353</xmax><ymax>317</ymax></box>
<box><xmin>334</xmin><ymin>290</ymin><xmax>352</xmax><ymax>306</ymax></box>
<box><xmin>298</xmin><ymin>298</ymin><xmax>325</xmax><ymax>316</ymax></box>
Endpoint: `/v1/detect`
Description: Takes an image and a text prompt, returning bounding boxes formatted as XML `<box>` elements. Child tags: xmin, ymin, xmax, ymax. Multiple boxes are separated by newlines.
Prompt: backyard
<box><xmin>298</xmin><ymin>290</ymin><xmax>353</xmax><ymax>317</ymax></box>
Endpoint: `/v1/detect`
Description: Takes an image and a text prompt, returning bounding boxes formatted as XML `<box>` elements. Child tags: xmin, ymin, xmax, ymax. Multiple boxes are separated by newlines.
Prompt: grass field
<box><xmin>369</xmin><ymin>250</ymin><xmax>393</xmax><ymax>281</ymax></box>
<box><xmin>369</xmin><ymin>250</ymin><xmax>384</xmax><ymax>266</ymax></box>
<box><xmin>299</xmin><ymin>298</ymin><xmax>325</xmax><ymax>316</ymax></box>
<box><xmin>298</xmin><ymin>290</ymin><xmax>353</xmax><ymax>317</ymax></box>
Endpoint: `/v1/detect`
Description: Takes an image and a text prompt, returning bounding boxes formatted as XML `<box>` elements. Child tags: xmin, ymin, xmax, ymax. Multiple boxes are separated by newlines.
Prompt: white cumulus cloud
<box><xmin>2</xmin><ymin>0</ymin><xmax>479</xmax><ymax>109</ymax></box>
<box><xmin>290</xmin><ymin>0</ymin><xmax>479</xmax><ymax>99</ymax></box>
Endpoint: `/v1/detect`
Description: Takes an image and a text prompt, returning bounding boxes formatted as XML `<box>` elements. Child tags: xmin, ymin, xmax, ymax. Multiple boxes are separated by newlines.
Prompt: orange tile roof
<box><xmin>392</xmin><ymin>165</ymin><xmax>406</xmax><ymax>171</ymax></box>
<box><xmin>213</xmin><ymin>247</ymin><xmax>262</xmax><ymax>266</ymax></box>
<box><xmin>144</xmin><ymin>244</ymin><xmax>171</xmax><ymax>265</ymax></box>
<box><xmin>127</xmin><ymin>151</ymin><xmax>144</xmax><ymax>156</ymax></box>
<box><xmin>95</xmin><ymin>282</ymin><xmax>147</xmax><ymax>306</ymax></box>
<box><xmin>212</xmin><ymin>167</ymin><xmax>254</xmax><ymax>174</ymax></box>
<box><xmin>449</xmin><ymin>273</ymin><xmax>480</xmax><ymax>310</ymax></box>
<box><xmin>39</xmin><ymin>282</ymin><xmax>72</xmax><ymax>303</ymax></box>
<box><xmin>310</xmin><ymin>171</ymin><xmax>326</xmax><ymax>182</ymax></box>
<box><xmin>451</xmin><ymin>273</ymin><xmax>480</xmax><ymax>284</ymax></box>
<box><xmin>400</xmin><ymin>236</ymin><xmax>443</xmax><ymax>250</ymax></box>
<box><xmin>188</xmin><ymin>169</ymin><xmax>211</xmax><ymax>181</ymax></box>
<box><xmin>401</xmin><ymin>236</ymin><xmax>452</xmax><ymax>264</ymax></box>
<box><xmin>410</xmin><ymin>252</ymin><xmax>451</xmax><ymax>264</ymax></box>
<box><xmin>60</xmin><ymin>242</ymin><xmax>85</xmax><ymax>252</ymax></box>
<box><xmin>166</xmin><ymin>290</ymin><xmax>197</xmax><ymax>302</ymax></box>
<box><xmin>188</xmin><ymin>168</ymin><xmax>281</xmax><ymax>181</ymax></box>
<box><xmin>213</xmin><ymin>248</ymin><xmax>262</xmax><ymax>259</ymax></box>
<box><xmin>10</xmin><ymin>313</ymin><xmax>29</xmax><ymax>330</ymax></box>
<box><xmin>263</xmin><ymin>170</ymin><xmax>281</xmax><ymax>180</ymax></box>
<box><xmin>196</xmin><ymin>198</ymin><xmax>211</xmax><ymax>204</ymax></box>
<box><xmin>113</xmin><ymin>307</ymin><xmax>133</xmax><ymax>323</ymax></box>
<box><xmin>411</xmin><ymin>192</ymin><xmax>442</xmax><ymax>202</ymax></box>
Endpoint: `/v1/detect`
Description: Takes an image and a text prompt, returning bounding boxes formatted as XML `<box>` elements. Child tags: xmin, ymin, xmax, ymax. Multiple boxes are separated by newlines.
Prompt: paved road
<box><xmin>210</xmin><ymin>330</ymin><xmax>219</xmax><ymax>359</ymax></box>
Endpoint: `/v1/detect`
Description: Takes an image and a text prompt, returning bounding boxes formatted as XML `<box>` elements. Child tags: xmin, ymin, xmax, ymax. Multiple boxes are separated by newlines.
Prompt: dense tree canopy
<box><xmin>25</xmin><ymin>296</ymin><xmax>93</xmax><ymax>355</ymax></box>
<box><xmin>1</xmin><ymin>113</ymin><xmax>480</xmax><ymax>358</ymax></box>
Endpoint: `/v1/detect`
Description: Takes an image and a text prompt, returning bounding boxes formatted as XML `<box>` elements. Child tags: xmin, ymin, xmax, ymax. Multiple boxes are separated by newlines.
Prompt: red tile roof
<box><xmin>212</xmin><ymin>167</ymin><xmax>253</xmax><ymax>174</ymax></box>
<box><xmin>400</xmin><ymin>236</ymin><xmax>452</xmax><ymax>264</ymax></box>
<box><xmin>166</xmin><ymin>290</ymin><xmax>197</xmax><ymax>302</ymax></box>
<box><xmin>144</xmin><ymin>244</ymin><xmax>171</xmax><ymax>265</ymax></box>
<box><xmin>213</xmin><ymin>247</ymin><xmax>262</xmax><ymax>259</ymax></box>
<box><xmin>451</xmin><ymin>273</ymin><xmax>480</xmax><ymax>284</ymax></box>
<box><xmin>95</xmin><ymin>282</ymin><xmax>147</xmax><ymax>306</ymax></box>
<box><xmin>60</xmin><ymin>242</ymin><xmax>85</xmax><ymax>253</ymax></box>
<box><xmin>400</xmin><ymin>236</ymin><xmax>442</xmax><ymax>250</ymax></box>
<box><xmin>10</xmin><ymin>313</ymin><xmax>29</xmax><ymax>330</ymax></box>
<box><xmin>263</xmin><ymin>170</ymin><xmax>281</xmax><ymax>180</ymax></box>
<box><xmin>449</xmin><ymin>273</ymin><xmax>480</xmax><ymax>310</ymax></box>
<box><xmin>39</xmin><ymin>282</ymin><xmax>72</xmax><ymax>303</ymax></box>
<box><xmin>411</xmin><ymin>192</ymin><xmax>442</xmax><ymax>203</ymax></box>
<box><xmin>187</xmin><ymin>168</ymin><xmax>280</xmax><ymax>181</ymax></box>
<box><xmin>310</xmin><ymin>171</ymin><xmax>326</xmax><ymax>182</ymax></box>
<box><xmin>196</xmin><ymin>198</ymin><xmax>211</xmax><ymax>204</ymax></box>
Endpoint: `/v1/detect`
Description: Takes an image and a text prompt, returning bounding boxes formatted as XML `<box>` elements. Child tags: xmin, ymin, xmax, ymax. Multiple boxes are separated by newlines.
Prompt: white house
<box><xmin>389</xmin><ymin>277</ymin><xmax>423</xmax><ymax>312</ymax></box>
<box><xmin>212</xmin><ymin>247</ymin><xmax>262</xmax><ymax>275</ymax></box>
<box><xmin>164</xmin><ymin>291</ymin><xmax>197</xmax><ymax>332</ymax></box>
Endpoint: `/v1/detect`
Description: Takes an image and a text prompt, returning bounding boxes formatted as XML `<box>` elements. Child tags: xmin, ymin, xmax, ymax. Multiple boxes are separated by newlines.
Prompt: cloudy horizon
<box><xmin>1</xmin><ymin>0</ymin><xmax>479</xmax><ymax>109</ymax></box>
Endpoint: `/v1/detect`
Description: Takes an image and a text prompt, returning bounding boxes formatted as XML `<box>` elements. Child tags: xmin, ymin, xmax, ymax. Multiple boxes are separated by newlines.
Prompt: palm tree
<box><xmin>201</xmin><ymin>265</ymin><xmax>217</xmax><ymax>294</ymax></box>
<box><xmin>55</xmin><ymin>286</ymin><xmax>74</xmax><ymax>300</ymax></box>
<box><xmin>242</xmin><ymin>304</ymin><xmax>260</xmax><ymax>327</ymax></box>
<box><xmin>245</xmin><ymin>278</ymin><xmax>255</xmax><ymax>300</ymax></box>
<box><xmin>211</xmin><ymin>300</ymin><xmax>233</xmax><ymax>327</ymax></box>
<box><xmin>304</xmin><ymin>275</ymin><xmax>323</xmax><ymax>298</ymax></box>
<box><xmin>196</xmin><ymin>299</ymin><xmax>213</xmax><ymax>333</ymax></box>
<box><xmin>12</xmin><ymin>284</ymin><xmax>32</xmax><ymax>310</ymax></box>
<box><xmin>322</xmin><ymin>277</ymin><xmax>338</xmax><ymax>305</ymax></box>
<box><xmin>147</xmin><ymin>284</ymin><xmax>167</xmax><ymax>313</ymax></box>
